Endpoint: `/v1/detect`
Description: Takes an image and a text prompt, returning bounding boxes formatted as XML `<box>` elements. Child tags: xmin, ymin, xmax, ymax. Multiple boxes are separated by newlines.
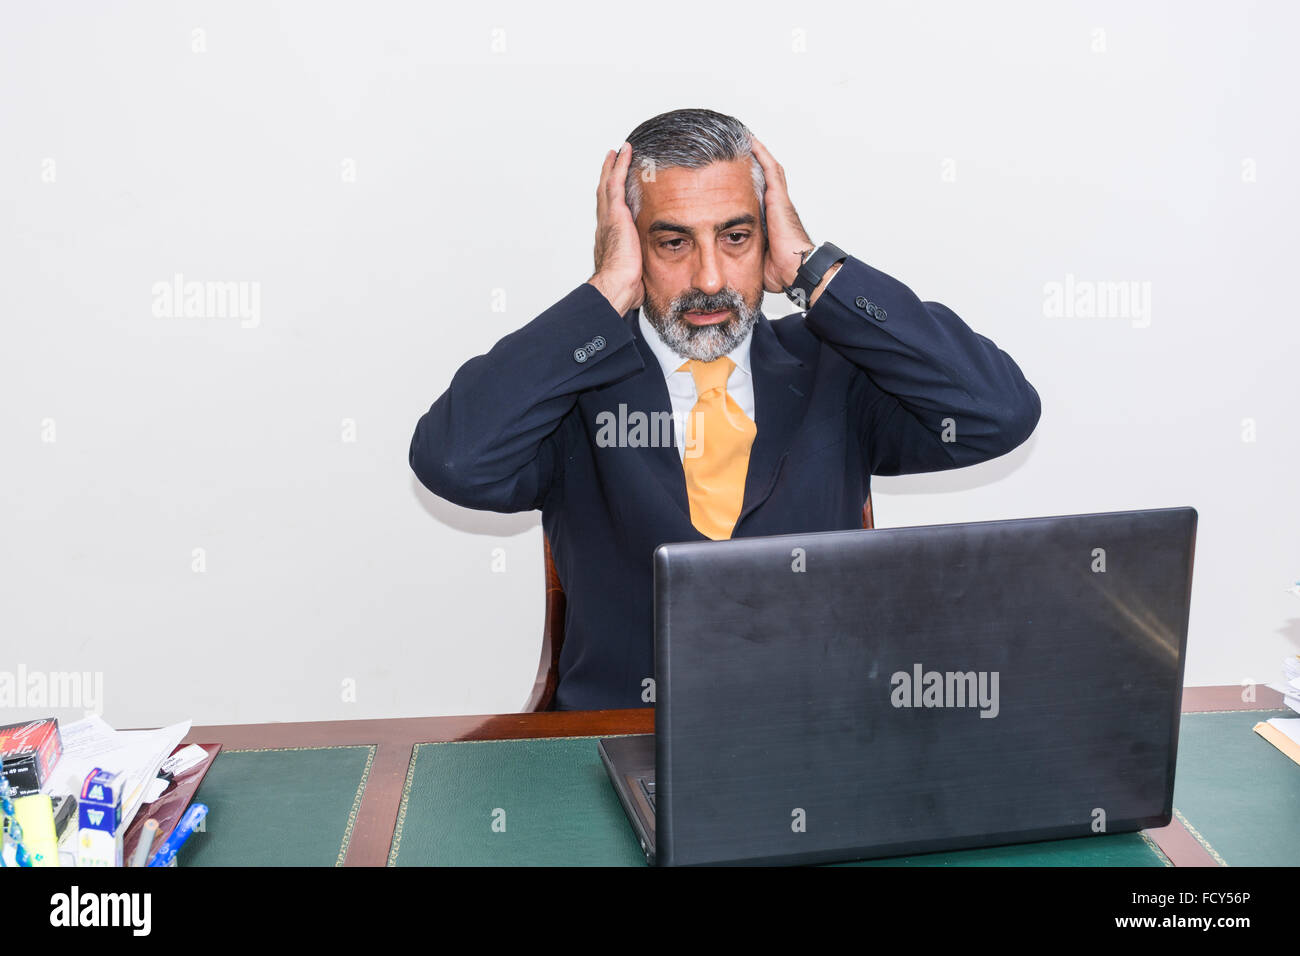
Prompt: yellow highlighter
<box><xmin>11</xmin><ymin>795</ymin><xmax>59</xmax><ymax>867</ymax></box>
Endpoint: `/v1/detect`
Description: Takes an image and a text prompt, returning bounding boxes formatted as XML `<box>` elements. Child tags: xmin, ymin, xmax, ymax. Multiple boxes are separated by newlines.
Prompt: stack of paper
<box><xmin>1284</xmin><ymin>655</ymin><xmax>1300</xmax><ymax>715</ymax></box>
<box><xmin>1255</xmin><ymin>651</ymin><xmax>1300</xmax><ymax>765</ymax></box>
<box><xmin>40</xmin><ymin>716</ymin><xmax>191</xmax><ymax>838</ymax></box>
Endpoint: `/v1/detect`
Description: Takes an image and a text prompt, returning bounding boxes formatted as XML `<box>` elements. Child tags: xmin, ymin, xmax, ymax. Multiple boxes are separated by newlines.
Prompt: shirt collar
<box><xmin>637</xmin><ymin>310</ymin><xmax>754</xmax><ymax>381</ymax></box>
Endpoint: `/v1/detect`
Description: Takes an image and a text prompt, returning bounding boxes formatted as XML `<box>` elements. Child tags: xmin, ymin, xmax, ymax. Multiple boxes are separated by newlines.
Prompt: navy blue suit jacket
<box><xmin>410</xmin><ymin>254</ymin><xmax>1041</xmax><ymax>710</ymax></box>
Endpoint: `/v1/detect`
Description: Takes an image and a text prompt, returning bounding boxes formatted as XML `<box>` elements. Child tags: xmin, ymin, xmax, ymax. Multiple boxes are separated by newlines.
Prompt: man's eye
<box><xmin>726</xmin><ymin>232</ymin><xmax>749</xmax><ymax>243</ymax></box>
<box><xmin>660</xmin><ymin>239</ymin><xmax>686</xmax><ymax>251</ymax></box>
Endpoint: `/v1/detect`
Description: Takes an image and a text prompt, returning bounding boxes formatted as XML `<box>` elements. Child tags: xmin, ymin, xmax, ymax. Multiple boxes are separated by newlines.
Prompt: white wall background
<box><xmin>2</xmin><ymin>0</ymin><xmax>1296</xmax><ymax>729</ymax></box>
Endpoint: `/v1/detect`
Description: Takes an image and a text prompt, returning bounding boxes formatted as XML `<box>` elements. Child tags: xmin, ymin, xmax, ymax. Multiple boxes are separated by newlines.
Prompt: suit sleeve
<box><xmin>409</xmin><ymin>282</ymin><xmax>645</xmax><ymax>512</ymax></box>
<box><xmin>803</xmin><ymin>253</ymin><xmax>1041</xmax><ymax>476</ymax></box>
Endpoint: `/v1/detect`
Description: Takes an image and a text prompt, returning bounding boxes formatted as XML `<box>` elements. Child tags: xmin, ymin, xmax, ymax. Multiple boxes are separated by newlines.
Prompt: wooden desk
<box><xmin>179</xmin><ymin>684</ymin><xmax>1287</xmax><ymax>867</ymax></box>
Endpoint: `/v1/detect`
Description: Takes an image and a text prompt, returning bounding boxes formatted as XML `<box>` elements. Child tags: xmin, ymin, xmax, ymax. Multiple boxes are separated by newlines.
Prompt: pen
<box><xmin>146</xmin><ymin>804</ymin><xmax>206</xmax><ymax>867</ymax></box>
<box><xmin>130</xmin><ymin>818</ymin><xmax>158</xmax><ymax>868</ymax></box>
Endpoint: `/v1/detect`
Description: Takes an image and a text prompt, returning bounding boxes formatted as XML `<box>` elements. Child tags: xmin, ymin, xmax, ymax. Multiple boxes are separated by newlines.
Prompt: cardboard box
<box><xmin>0</xmin><ymin>718</ymin><xmax>63</xmax><ymax>797</ymax></box>
<box><xmin>77</xmin><ymin>768</ymin><xmax>124</xmax><ymax>867</ymax></box>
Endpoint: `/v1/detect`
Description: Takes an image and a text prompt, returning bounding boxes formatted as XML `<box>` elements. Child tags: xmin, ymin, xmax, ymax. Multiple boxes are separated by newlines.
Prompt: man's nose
<box><xmin>691</xmin><ymin>244</ymin><xmax>726</xmax><ymax>296</ymax></box>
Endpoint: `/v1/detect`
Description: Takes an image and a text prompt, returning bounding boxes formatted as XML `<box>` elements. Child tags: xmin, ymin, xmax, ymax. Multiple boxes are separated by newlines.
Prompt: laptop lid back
<box><xmin>653</xmin><ymin>507</ymin><xmax>1197</xmax><ymax>866</ymax></box>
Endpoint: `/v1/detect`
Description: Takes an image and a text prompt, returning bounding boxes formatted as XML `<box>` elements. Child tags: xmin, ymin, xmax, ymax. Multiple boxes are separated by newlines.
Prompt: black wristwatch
<box><xmin>783</xmin><ymin>241</ymin><xmax>847</xmax><ymax>308</ymax></box>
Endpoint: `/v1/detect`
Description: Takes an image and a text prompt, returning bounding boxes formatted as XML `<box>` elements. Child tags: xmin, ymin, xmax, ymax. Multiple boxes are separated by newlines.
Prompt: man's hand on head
<box><xmin>749</xmin><ymin>136</ymin><xmax>817</xmax><ymax>294</ymax></box>
<box><xmin>588</xmin><ymin>142</ymin><xmax>646</xmax><ymax>316</ymax></box>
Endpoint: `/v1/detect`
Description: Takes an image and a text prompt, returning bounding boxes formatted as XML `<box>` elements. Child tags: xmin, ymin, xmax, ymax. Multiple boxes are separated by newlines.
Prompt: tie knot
<box><xmin>679</xmin><ymin>356</ymin><xmax>735</xmax><ymax>395</ymax></box>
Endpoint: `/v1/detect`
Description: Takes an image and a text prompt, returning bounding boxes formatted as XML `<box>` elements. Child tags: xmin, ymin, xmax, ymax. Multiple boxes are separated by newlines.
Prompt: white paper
<box><xmin>41</xmin><ymin>716</ymin><xmax>191</xmax><ymax>836</ymax></box>
<box><xmin>1267</xmin><ymin>717</ymin><xmax>1300</xmax><ymax>747</ymax></box>
<box><xmin>160</xmin><ymin>744</ymin><xmax>208</xmax><ymax>777</ymax></box>
<box><xmin>140</xmin><ymin>776</ymin><xmax>170</xmax><ymax>804</ymax></box>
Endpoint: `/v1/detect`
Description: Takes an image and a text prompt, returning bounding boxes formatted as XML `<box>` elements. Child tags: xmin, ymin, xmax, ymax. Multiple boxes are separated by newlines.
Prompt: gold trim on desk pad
<box><xmin>1138</xmin><ymin>831</ymin><xmax>1173</xmax><ymax>866</ymax></box>
<box><xmin>1172</xmin><ymin>808</ymin><xmax>1228</xmax><ymax>866</ymax></box>
<box><xmin>387</xmin><ymin>733</ymin><xmax>645</xmax><ymax>866</ymax></box>
<box><xmin>222</xmin><ymin>744</ymin><xmax>376</xmax><ymax>867</ymax></box>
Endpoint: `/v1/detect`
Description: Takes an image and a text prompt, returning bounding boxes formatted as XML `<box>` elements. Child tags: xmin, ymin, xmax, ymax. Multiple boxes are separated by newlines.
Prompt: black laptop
<box><xmin>598</xmin><ymin>506</ymin><xmax>1197</xmax><ymax>866</ymax></box>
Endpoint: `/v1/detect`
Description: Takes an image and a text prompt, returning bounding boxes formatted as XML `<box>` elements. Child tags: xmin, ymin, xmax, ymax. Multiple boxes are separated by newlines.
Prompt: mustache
<box><xmin>675</xmin><ymin>291</ymin><xmax>743</xmax><ymax>314</ymax></box>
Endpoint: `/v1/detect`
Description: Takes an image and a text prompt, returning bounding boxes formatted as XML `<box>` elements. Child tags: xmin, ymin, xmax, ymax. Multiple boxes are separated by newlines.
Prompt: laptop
<box><xmin>598</xmin><ymin>506</ymin><xmax>1197</xmax><ymax>866</ymax></box>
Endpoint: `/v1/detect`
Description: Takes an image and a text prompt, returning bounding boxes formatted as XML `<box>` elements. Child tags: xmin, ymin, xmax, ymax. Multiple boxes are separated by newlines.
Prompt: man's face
<box><xmin>635</xmin><ymin>159</ymin><xmax>764</xmax><ymax>363</ymax></box>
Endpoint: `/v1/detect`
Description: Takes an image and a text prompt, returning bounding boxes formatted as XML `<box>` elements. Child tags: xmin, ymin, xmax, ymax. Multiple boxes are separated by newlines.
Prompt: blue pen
<box><xmin>146</xmin><ymin>803</ymin><xmax>207</xmax><ymax>867</ymax></box>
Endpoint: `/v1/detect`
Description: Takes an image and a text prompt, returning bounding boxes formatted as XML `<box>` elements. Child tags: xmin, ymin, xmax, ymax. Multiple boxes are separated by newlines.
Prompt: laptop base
<box><xmin>597</xmin><ymin>734</ymin><xmax>656</xmax><ymax>864</ymax></box>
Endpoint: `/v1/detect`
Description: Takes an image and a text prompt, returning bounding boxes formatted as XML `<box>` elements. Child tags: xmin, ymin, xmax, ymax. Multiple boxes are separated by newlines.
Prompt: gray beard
<box><xmin>642</xmin><ymin>289</ymin><xmax>760</xmax><ymax>363</ymax></box>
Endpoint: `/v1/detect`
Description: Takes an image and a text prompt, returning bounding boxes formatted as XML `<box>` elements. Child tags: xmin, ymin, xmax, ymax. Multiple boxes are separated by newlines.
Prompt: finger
<box><xmin>749</xmin><ymin>136</ymin><xmax>777</xmax><ymax>178</ymax></box>
<box><xmin>596</xmin><ymin>148</ymin><xmax>614</xmax><ymax>219</ymax></box>
<box><xmin>608</xmin><ymin>141</ymin><xmax>632</xmax><ymax>211</ymax></box>
<box><xmin>599</xmin><ymin>146</ymin><xmax>623</xmax><ymax>221</ymax></box>
<box><xmin>749</xmin><ymin>135</ymin><xmax>787</xmax><ymax>195</ymax></box>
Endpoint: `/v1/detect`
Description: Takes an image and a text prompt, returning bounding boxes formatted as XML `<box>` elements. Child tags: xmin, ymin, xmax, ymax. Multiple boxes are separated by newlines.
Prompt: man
<box><xmin>410</xmin><ymin>108</ymin><xmax>1041</xmax><ymax>711</ymax></box>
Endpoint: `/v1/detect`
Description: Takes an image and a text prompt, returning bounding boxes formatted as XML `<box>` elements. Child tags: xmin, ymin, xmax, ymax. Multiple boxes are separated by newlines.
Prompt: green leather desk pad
<box><xmin>388</xmin><ymin>736</ymin><xmax>1168</xmax><ymax>866</ymax></box>
<box><xmin>170</xmin><ymin>709</ymin><xmax>1296</xmax><ymax>866</ymax></box>
<box><xmin>179</xmin><ymin>745</ymin><xmax>374</xmax><ymax>866</ymax></box>
<box><xmin>1170</xmin><ymin>708</ymin><xmax>1299</xmax><ymax>866</ymax></box>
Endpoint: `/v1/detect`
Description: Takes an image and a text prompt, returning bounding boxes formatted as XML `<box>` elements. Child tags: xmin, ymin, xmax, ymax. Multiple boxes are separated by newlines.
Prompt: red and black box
<box><xmin>0</xmin><ymin>718</ymin><xmax>63</xmax><ymax>797</ymax></box>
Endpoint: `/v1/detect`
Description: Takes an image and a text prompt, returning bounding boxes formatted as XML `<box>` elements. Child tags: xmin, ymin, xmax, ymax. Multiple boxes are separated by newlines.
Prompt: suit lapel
<box><xmin>736</xmin><ymin>310</ymin><xmax>815</xmax><ymax>527</ymax></box>
<box><xmin>583</xmin><ymin>309</ymin><xmax>692</xmax><ymax>518</ymax></box>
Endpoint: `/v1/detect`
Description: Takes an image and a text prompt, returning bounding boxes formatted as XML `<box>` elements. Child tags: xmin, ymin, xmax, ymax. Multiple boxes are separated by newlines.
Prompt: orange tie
<box><xmin>679</xmin><ymin>357</ymin><xmax>756</xmax><ymax>540</ymax></box>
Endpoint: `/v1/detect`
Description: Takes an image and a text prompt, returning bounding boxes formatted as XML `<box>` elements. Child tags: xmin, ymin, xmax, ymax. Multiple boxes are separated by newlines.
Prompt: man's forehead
<box><xmin>638</xmin><ymin>158</ymin><xmax>757</xmax><ymax>228</ymax></box>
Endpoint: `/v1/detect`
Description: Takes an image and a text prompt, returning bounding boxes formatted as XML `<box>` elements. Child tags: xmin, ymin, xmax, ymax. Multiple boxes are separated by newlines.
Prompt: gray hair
<box><xmin>623</xmin><ymin>108</ymin><xmax>766</xmax><ymax>238</ymax></box>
